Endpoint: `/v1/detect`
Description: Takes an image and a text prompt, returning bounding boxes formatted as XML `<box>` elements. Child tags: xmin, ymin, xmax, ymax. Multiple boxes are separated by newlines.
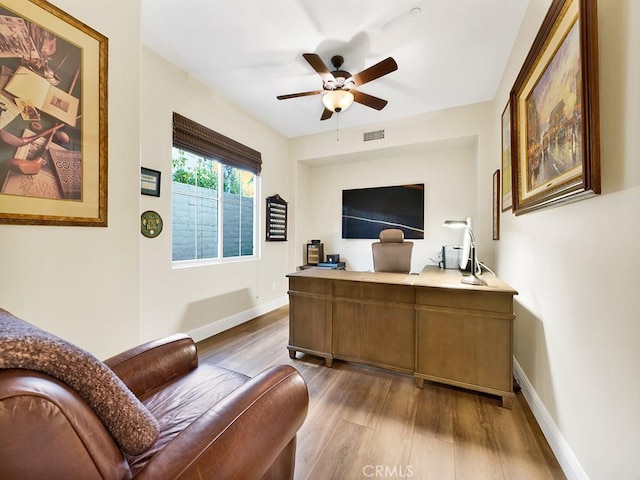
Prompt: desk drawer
<box><xmin>289</xmin><ymin>276</ymin><xmax>330</xmax><ymax>296</ymax></box>
<box><xmin>416</xmin><ymin>288</ymin><xmax>513</xmax><ymax>314</ymax></box>
<box><xmin>333</xmin><ymin>280</ymin><xmax>414</xmax><ymax>303</ymax></box>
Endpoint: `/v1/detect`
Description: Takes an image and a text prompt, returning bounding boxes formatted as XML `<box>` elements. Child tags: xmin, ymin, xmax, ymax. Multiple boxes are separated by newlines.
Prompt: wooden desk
<box><xmin>286</xmin><ymin>267</ymin><xmax>518</xmax><ymax>407</ymax></box>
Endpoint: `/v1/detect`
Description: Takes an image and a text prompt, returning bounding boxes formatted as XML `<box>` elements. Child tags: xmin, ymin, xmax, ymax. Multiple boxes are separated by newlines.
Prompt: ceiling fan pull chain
<box><xmin>336</xmin><ymin>113</ymin><xmax>340</xmax><ymax>142</ymax></box>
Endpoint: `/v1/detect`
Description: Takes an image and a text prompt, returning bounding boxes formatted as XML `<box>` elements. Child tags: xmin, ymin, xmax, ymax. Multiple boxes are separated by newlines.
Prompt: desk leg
<box><xmin>288</xmin><ymin>349</ymin><xmax>297</xmax><ymax>360</ymax></box>
<box><xmin>501</xmin><ymin>393</ymin><xmax>515</xmax><ymax>409</ymax></box>
<box><xmin>325</xmin><ymin>357</ymin><xmax>333</xmax><ymax>368</ymax></box>
<box><xmin>415</xmin><ymin>377</ymin><xmax>424</xmax><ymax>389</ymax></box>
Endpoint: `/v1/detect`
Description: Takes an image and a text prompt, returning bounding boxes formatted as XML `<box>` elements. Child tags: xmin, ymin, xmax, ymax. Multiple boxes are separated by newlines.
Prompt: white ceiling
<box><xmin>141</xmin><ymin>0</ymin><xmax>529</xmax><ymax>139</ymax></box>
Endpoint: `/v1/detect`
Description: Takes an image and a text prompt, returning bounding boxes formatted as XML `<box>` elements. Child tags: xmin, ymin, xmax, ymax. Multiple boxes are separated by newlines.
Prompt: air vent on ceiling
<box><xmin>363</xmin><ymin>129</ymin><xmax>385</xmax><ymax>142</ymax></box>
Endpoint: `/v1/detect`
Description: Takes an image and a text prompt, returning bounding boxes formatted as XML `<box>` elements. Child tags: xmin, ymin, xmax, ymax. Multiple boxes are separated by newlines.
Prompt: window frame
<box><xmin>171</xmin><ymin>148</ymin><xmax>260</xmax><ymax>267</ymax></box>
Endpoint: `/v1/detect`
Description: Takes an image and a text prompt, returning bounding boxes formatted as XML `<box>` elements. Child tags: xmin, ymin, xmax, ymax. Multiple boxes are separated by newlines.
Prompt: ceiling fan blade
<box><xmin>350</xmin><ymin>57</ymin><xmax>398</xmax><ymax>87</ymax></box>
<box><xmin>303</xmin><ymin>53</ymin><xmax>336</xmax><ymax>83</ymax></box>
<box><xmin>277</xmin><ymin>90</ymin><xmax>324</xmax><ymax>100</ymax></box>
<box><xmin>320</xmin><ymin>108</ymin><xmax>333</xmax><ymax>121</ymax></box>
<box><xmin>352</xmin><ymin>90</ymin><xmax>388</xmax><ymax>110</ymax></box>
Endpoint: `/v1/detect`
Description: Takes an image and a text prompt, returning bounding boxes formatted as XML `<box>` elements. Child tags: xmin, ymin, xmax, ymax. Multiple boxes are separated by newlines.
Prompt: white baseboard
<box><xmin>187</xmin><ymin>296</ymin><xmax>288</xmax><ymax>343</ymax></box>
<box><xmin>513</xmin><ymin>358</ymin><xmax>588</xmax><ymax>480</ymax></box>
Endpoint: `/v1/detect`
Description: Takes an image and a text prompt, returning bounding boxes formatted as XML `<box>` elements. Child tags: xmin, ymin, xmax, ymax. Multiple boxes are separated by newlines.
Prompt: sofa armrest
<box><xmin>0</xmin><ymin>370</ymin><xmax>131</xmax><ymax>480</ymax></box>
<box><xmin>134</xmin><ymin>364</ymin><xmax>309</xmax><ymax>480</ymax></box>
<box><xmin>104</xmin><ymin>334</ymin><xmax>198</xmax><ymax>397</ymax></box>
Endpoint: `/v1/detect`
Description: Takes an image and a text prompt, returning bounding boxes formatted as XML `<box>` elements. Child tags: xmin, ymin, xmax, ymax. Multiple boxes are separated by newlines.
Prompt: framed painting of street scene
<box><xmin>510</xmin><ymin>0</ymin><xmax>599</xmax><ymax>215</ymax></box>
<box><xmin>0</xmin><ymin>0</ymin><xmax>107</xmax><ymax>226</ymax></box>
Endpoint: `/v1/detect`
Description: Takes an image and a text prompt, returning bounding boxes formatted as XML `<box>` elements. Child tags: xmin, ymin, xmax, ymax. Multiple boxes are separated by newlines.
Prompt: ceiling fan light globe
<box><xmin>322</xmin><ymin>90</ymin><xmax>354</xmax><ymax>113</ymax></box>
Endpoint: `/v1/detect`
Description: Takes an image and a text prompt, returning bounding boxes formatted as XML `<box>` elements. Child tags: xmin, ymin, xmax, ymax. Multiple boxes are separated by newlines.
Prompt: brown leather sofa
<box><xmin>0</xmin><ymin>309</ymin><xmax>309</xmax><ymax>480</ymax></box>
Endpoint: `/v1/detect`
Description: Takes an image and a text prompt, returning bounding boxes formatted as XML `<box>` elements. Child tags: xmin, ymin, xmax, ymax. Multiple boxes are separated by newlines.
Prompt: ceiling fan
<box><xmin>277</xmin><ymin>53</ymin><xmax>398</xmax><ymax>121</ymax></box>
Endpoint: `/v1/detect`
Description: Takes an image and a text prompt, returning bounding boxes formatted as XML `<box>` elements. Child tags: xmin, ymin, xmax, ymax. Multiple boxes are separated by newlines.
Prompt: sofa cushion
<box><xmin>0</xmin><ymin>309</ymin><xmax>159</xmax><ymax>455</ymax></box>
<box><xmin>127</xmin><ymin>363</ymin><xmax>249</xmax><ymax>475</ymax></box>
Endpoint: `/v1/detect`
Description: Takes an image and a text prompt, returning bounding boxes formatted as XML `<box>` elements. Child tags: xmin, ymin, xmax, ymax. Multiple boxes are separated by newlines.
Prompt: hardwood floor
<box><xmin>197</xmin><ymin>306</ymin><xmax>565</xmax><ymax>480</ymax></box>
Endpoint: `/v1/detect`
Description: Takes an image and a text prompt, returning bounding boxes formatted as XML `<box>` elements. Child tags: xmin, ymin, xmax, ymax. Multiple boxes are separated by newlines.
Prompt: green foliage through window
<box><xmin>172</xmin><ymin>149</ymin><xmax>218</xmax><ymax>190</ymax></box>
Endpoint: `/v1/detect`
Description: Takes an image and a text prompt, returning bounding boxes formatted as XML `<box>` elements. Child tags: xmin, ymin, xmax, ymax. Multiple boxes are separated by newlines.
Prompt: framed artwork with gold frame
<box><xmin>510</xmin><ymin>0</ymin><xmax>599</xmax><ymax>215</ymax></box>
<box><xmin>0</xmin><ymin>0</ymin><xmax>108</xmax><ymax>226</ymax></box>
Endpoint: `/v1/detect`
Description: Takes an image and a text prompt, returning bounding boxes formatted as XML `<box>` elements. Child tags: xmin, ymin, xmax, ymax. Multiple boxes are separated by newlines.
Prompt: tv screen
<box><xmin>342</xmin><ymin>184</ymin><xmax>424</xmax><ymax>239</ymax></box>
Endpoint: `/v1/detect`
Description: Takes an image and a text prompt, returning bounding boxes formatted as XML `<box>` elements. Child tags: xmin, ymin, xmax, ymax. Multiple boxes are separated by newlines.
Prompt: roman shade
<box><xmin>172</xmin><ymin>112</ymin><xmax>262</xmax><ymax>175</ymax></box>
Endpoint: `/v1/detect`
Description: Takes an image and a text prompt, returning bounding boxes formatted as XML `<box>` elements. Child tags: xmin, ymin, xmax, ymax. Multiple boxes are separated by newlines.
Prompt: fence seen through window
<box><xmin>172</xmin><ymin>148</ymin><xmax>256</xmax><ymax>262</ymax></box>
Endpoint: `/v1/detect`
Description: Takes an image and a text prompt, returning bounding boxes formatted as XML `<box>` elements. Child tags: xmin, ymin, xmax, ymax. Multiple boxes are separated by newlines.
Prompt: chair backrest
<box><xmin>372</xmin><ymin>229</ymin><xmax>413</xmax><ymax>273</ymax></box>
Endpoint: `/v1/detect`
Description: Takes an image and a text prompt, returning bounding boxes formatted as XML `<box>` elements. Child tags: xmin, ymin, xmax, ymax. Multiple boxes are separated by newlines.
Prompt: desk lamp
<box><xmin>443</xmin><ymin>219</ymin><xmax>487</xmax><ymax>286</ymax></box>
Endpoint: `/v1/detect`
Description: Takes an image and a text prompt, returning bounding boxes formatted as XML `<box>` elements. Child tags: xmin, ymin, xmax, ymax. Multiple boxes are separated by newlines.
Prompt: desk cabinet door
<box><xmin>288</xmin><ymin>277</ymin><xmax>331</xmax><ymax>356</ymax></box>
<box><xmin>333</xmin><ymin>299</ymin><xmax>415</xmax><ymax>372</ymax></box>
<box><xmin>416</xmin><ymin>309</ymin><xmax>513</xmax><ymax>392</ymax></box>
<box><xmin>289</xmin><ymin>295</ymin><xmax>330</xmax><ymax>354</ymax></box>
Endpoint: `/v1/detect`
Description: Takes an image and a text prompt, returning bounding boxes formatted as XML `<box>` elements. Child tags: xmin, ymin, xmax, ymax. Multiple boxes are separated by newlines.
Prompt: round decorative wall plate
<box><xmin>141</xmin><ymin>210</ymin><xmax>163</xmax><ymax>238</ymax></box>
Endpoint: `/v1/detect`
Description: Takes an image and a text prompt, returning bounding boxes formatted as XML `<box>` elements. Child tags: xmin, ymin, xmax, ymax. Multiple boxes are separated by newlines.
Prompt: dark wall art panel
<box><xmin>342</xmin><ymin>184</ymin><xmax>424</xmax><ymax>239</ymax></box>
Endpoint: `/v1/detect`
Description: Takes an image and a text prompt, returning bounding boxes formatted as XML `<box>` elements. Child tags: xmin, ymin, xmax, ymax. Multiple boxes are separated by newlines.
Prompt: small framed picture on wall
<box><xmin>141</xmin><ymin>167</ymin><xmax>161</xmax><ymax>197</ymax></box>
<box><xmin>493</xmin><ymin>169</ymin><xmax>500</xmax><ymax>240</ymax></box>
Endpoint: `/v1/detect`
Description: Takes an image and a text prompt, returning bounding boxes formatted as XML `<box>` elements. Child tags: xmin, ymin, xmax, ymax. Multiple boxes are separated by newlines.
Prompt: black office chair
<box><xmin>372</xmin><ymin>229</ymin><xmax>413</xmax><ymax>273</ymax></box>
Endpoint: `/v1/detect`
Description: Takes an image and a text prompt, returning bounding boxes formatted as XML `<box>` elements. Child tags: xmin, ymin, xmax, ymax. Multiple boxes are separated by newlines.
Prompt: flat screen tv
<box><xmin>342</xmin><ymin>184</ymin><xmax>424</xmax><ymax>239</ymax></box>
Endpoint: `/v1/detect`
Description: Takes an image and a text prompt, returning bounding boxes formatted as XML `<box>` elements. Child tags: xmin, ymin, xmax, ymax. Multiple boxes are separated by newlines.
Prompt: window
<box><xmin>172</xmin><ymin>149</ymin><xmax>256</xmax><ymax>262</ymax></box>
<box><xmin>171</xmin><ymin>113</ymin><xmax>261</xmax><ymax>264</ymax></box>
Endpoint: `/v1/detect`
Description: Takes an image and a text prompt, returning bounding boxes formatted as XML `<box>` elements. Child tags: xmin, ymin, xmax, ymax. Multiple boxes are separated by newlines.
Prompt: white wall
<box><xmin>138</xmin><ymin>48</ymin><xmax>295</xmax><ymax>342</ymax></box>
<box><xmin>301</xmin><ymin>145</ymin><xmax>478</xmax><ymax>272</ymax></box>
<box><xmin>291</xmin><ymin>102</ymin><xmax>496</xmax><ymax>270</ymax></box>
<box><xmin>491</xmin><ymin>0</ymin><xmax>640</xmax><ymax>478</ymax></box>
<box><xmin>0</xmin><ymin>0</ymin><xmax>141</xmax><ymax>358</ymax></box>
